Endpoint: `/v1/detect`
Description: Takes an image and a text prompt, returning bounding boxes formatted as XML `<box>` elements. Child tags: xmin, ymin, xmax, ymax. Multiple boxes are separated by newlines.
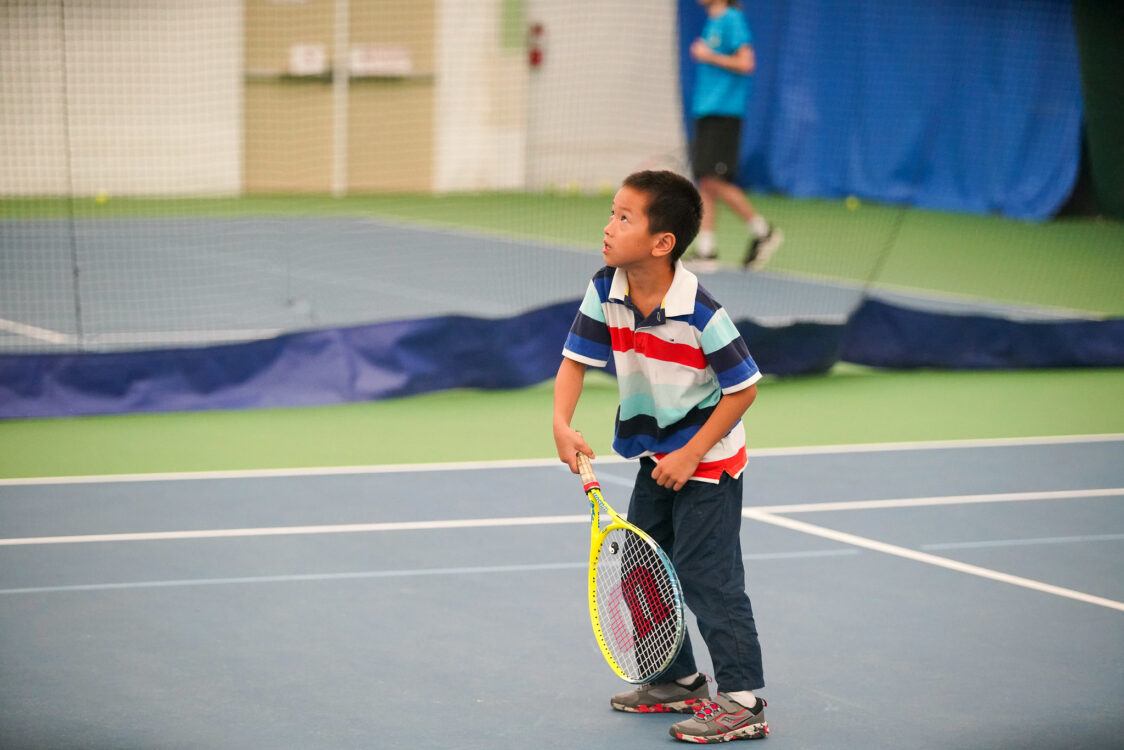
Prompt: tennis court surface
<box><xmin>1</xmin><ymin>215</ymin><xmax>1092</xmax><ymax>355</ymax></box>
<box><xmin>2</xmin><ymin>435</ymin><xmax>1121</xmax><ymax>749</ymax></box>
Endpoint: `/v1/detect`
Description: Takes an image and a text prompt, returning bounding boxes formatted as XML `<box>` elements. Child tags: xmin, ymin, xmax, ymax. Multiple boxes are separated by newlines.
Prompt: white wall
<box><xmin>0</xmin><ymin>0</ymin><xmax>682</xmax><ymax>197</ymax></box>
<box><xmin>523</xmin><ymin>0</ymin><xmax>686</xmax><ymax>191</ymax></box>
<box><xmin>0</xmin><ymin>0</ymin><xmax>242</xmax><ymax>197</ymax></box>
<box><xmin>434</xmin><ymin>0</ymin><xmax>684</xmax><ymax>194</ymax></box>
<box><xmin>434</xmin><ymin>0</ymin><xmax>528</xmax><ymax>192</ymax></box>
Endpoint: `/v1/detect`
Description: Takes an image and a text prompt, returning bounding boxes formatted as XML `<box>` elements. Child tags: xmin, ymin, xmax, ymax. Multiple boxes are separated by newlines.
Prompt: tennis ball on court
<box><xmin>94</xmin><ymin>189</ymin><xmax>109</xmax><ymax>204</ymax></box>
<box><xmin>565</xmin><ymin>180</ymin><xmax>582</xmax><ymax>196</ymax></box>
<box><xmin>845</xmin><ymin>195</ymin><xmax>860</xmax><ymax>211</ymax></box>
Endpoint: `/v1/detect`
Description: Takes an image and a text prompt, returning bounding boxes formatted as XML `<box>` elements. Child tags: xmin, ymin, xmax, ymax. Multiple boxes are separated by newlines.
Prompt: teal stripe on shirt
<box><xmin>619</xmin><ymin>377</ymin><xmax>723</xmax><ymax>426</ymax></box>
<box><xmin>579</xmin><ymin>284</ymin><xmax>605</xmax><ymax>322</ymax></box>
<box><xmin>699</xmin><ymin>310</ymin><xmax>741</xmax><ymax>353</ymax></box>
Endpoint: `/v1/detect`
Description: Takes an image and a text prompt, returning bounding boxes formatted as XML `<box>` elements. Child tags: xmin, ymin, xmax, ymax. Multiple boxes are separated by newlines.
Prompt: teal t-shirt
<box><xmin>691</xmin><ymin>7</ymin><xmax>753</xmax><ymax>118</ymax></box>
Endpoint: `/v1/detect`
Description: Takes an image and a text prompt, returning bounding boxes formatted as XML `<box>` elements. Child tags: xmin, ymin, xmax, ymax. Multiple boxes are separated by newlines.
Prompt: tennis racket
<box><xmin>576</xmin><ymin>451</ymin><xmax>685</xmax><ymax>683</ymax></box>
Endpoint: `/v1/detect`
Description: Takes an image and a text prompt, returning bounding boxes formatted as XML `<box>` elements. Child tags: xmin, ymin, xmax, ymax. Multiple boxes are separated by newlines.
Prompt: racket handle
<box><xmin>576</xmin><ymin>452</ymin><xmax>600</xmax><ymax>492</ymax></box>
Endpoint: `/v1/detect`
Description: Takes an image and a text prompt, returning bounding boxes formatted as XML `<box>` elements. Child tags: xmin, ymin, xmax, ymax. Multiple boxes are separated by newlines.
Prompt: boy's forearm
<box><xmin>552</xmin><ymin>357</ymin><xmax>586</xmax><ymax>429</ymax></box>
<box><xmin>681</xmin><ymin>384</ymin><xmax>757</xmax><ymax>460</ymax></box>
<box><xmin>553</xmin><ymin>357</ymin><xmax>594</xmax><ymax>470</ymax></box>
<box><xmin>651</xmin><ymin>384</ymin><xmax>757</xmax><ymax>490</ymax></box>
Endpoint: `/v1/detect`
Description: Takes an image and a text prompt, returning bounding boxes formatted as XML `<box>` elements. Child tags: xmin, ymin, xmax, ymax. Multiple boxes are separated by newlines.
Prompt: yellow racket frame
<box><xmin>577</xmin><ymin>452</ymin><xmax>685</xmax><ymax>683</ymax></box>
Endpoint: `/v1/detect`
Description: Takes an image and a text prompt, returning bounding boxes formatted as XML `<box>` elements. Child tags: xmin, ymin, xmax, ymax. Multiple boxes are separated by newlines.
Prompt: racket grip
<box><xmin>576</xmin><ymin>452</ymin><xmax>600</xmax><ymax>492</ymax></box>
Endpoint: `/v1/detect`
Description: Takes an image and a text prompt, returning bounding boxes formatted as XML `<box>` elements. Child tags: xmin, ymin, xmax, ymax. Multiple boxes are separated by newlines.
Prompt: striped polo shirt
<box><xmin>562</xmin><ymin>261</ymin><xmax>761</xmax><ymax>483</ymax></box>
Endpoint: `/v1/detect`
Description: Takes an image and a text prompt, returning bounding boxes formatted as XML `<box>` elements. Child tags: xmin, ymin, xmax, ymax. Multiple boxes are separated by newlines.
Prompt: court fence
<box><xmin>1</xmin><ymin>1</ymin><xmax>1121</xmax><ymax>418</ymax></box>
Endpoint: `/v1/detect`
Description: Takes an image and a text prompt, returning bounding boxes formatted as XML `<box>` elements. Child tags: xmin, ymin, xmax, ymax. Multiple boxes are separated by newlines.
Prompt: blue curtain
<box><xmin>678</xmin><ymin>0</ymin><xmax>1084</xmax><ymax>220</ymax></box>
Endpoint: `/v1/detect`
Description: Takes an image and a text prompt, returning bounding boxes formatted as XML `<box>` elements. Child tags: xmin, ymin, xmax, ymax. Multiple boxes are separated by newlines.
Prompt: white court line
<box><xmin>0</xmin><ymin>548</ymin><xmax>858</xmax><ymax>596</ymax></box>
<box><xmin>0</xmin><ymin>457</ymin><xmax>589</xmax><ymax>486</ymax></box>
<box><xmin>921</xmin><ymin>533</ymin><xmax>1124</xmax><ymax>551</ymax></box>
<box><xmin>2</xmin><ymin>487</ymin><xmax>1119</xmax><ymax>548</ymax></box>
<box><xmin>0</xmin><ymin>316</ymin><xmax>279</xmax><ymax>348</ymax></box>
<box><xmin>0</xmin><ymin>514</ymin><xmax>588</xmax><ymax>547</ymax></box>
<box><xmin>81</xmin><ymin>328</ymin><xmax>284</xmax><ymax>346</ymax></box>
<box><xmin>0</xmin><ymin>562</ymin><xmax>586</xmax><ymax>596</ymax></box>
<box><xmin>743</xmin><ymin>509</ymin><xmax>1124</xmax><ymax>613</ymax></box>
<box><xmin>755</xmin><ymin>487</ymin><xmax>1124</xmax><ymax>514</ymax></box>
<box><xmin>746</xmin><ymin>433</ymin><xmax>1124</xmax><ymax>457</ymax></box>
<box><xmin>1</xmin><ymin>433</ymin><xmax>1121</xmax><ymax>486</ymax></box>
<box><xmin>0</xmin><ymin>316</ymin><xmax>74</xmax><ymax>345</ymax></box>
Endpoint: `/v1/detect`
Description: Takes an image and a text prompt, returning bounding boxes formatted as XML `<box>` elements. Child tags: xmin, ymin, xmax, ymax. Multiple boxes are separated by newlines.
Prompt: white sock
<box><xmin>749</xmin><ymin>215</ymin><xmax>769</xmax><ymax>238</ymax></box>
<box><xmin>726</xmin><ymin>689</ymin><xmax>757</xmax><ymax>708</ymax></box>
<box><xmin>675</xmin><ymin>673</ymin><xmax>702</xmax><ymax>687</ymax></box>
<box><xmin>696</xmin><ymin>231</ymin><xmax>715</xmax><ymax>257</ymax></box>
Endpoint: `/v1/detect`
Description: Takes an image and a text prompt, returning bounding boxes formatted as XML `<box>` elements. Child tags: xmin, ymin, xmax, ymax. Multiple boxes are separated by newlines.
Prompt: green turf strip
<box><xmin>1</xmin><ymin>367</ymin><xmax>1121</xmax><ymax>479</ymax></box>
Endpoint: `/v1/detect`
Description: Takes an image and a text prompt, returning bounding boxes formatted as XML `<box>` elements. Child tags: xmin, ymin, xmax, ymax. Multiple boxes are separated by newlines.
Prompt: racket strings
<box><xmin>594</xmin><ymin>527</ymin><xmax>682</xmax><ymax>681</ymax></box>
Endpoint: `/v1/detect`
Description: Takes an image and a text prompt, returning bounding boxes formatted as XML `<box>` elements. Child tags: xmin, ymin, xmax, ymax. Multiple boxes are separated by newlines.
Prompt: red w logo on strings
<box><xmin>620</xmin><ymin>566</ymin><xmax>672</xmax><ymax>639</ymax></box>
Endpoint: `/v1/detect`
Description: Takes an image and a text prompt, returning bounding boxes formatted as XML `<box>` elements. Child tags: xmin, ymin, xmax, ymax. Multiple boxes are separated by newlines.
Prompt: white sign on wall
<box><xmin>350</xmin><ymin>45</ymin><xmax>413</xmax><ymax>77</ymax></box>
<box><xmin>288</xmin><ymin>44</ymin><xmax>328</xmax><ymax>76</ymax></box>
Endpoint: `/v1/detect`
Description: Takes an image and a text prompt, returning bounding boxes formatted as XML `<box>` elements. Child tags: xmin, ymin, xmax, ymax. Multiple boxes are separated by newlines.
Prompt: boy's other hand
<box><xmin>651</xmin><ymin>448</ymin><xmax>702</xmax><ymax>491</ymax></box>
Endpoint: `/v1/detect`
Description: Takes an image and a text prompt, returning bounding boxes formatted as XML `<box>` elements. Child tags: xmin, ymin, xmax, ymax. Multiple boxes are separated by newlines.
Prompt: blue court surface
<box><xmin>2</xmin><ymin>217</ymin><xmax>1086</xmax><ymax>354</ymax></box>
<box><xmin>1</xmin><ymin>436</ymin><xmax>1122</xmax><ymax>749</ymax></box>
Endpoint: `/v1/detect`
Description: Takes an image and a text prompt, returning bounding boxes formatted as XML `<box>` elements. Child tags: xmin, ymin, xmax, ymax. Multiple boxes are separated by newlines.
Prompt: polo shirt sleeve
<box><xmin>562</xmin><ymin>280</ymin><xmax>612</xmax><ymax>367</ymax></box>
<box><xmin>699</xmin><ymin>307</ymin><xmax>761</xmax><ymax>393</ymax></box>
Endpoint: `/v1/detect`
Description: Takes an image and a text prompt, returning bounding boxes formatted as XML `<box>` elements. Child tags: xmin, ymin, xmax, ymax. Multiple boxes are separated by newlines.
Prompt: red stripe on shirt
<box><xmin>608</xmin><ymin>327</ymin><xmax>707</xmax><ymax>370</ymax></box>
<box><xmin>653</xmin><ymin>445</ymin><xmax>748</xmax><ymax>483</ymax></box>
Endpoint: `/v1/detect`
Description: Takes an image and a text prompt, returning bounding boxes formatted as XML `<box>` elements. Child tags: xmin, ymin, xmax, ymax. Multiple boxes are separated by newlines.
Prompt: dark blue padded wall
<box><xmin>677</xmin><ymin>0</ymin><xmax>1083</xmax><ymax>219</ymax></box>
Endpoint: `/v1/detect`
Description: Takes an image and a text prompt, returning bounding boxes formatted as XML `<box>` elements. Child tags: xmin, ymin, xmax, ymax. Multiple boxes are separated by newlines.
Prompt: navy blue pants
<box><xmin>627</xmin><ymin>457</ymin><xmax>765</xmax><ymax>691</ymax></box>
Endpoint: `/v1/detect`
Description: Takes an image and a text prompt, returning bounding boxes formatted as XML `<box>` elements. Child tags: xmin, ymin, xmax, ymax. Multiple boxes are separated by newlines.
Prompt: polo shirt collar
<box><xmin>608</xmin><ymin>261</ymin><xmax>698</xmax><ymax>318</ymax></box>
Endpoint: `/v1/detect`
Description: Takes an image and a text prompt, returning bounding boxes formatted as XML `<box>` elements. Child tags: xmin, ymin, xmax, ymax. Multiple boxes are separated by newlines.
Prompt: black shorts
<box><xmin>691</xmin><ymin>116</ymin><xmax>742</xmax><ymax>181</ymax></box>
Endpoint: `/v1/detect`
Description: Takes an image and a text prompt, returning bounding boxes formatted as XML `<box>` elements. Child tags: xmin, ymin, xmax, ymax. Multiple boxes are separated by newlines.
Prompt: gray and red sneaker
<box><xmin>669</xmin><ymin>692</ymin><xmax>769</xmax><ymax>743</ymax></box>
<box><xmin>610</xmin><ymin>674</ymin><xmax>710</xmax><ymax>714</ymax></box>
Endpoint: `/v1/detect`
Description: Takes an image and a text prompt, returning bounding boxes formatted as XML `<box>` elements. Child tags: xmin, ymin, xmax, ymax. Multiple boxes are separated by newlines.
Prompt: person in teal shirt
<box><xmin>688</xmin><ymin>0</ymin><xmax>783</xmax><ymax>270</ymax></box>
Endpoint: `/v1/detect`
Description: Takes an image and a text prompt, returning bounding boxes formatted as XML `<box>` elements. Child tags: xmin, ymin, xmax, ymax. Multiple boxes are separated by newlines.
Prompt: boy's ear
<box><xmin>651</xmin><ymin>231</ymin><xmax>676</xmax><ymax>259</ymax></box>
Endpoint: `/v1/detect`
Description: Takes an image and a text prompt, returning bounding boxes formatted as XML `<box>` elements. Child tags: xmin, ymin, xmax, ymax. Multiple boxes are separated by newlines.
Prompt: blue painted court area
<box><xmin>1</xmin><ymin>437</ymin><xmax>1122</xmax><ymax>749</ymax></box>
<box><xmin>2</xmin><ymin>217</ymin><xmax>1086</xmax><ymax>355</ymax></box>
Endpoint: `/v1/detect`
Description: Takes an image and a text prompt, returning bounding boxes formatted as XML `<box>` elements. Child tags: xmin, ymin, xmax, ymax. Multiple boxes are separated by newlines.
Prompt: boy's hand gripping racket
<box><xmin>576</xmin><ymin>452</ymin><xmax>685</xmax><ymax>683</ymax></box>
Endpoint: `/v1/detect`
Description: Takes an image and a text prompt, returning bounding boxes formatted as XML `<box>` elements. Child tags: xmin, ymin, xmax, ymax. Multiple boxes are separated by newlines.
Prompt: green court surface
<box><xmin>2</xmin><ymin>366</ymin><xmax>1122</xmax><ymax>479</ymax></box>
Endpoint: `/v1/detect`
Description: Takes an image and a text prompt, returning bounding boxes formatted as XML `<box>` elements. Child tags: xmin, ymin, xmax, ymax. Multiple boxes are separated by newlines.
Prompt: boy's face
<box><xmin>603</xmin><ymin>186</ymin><xmax>671</xmax><ymax>269</ymax></box>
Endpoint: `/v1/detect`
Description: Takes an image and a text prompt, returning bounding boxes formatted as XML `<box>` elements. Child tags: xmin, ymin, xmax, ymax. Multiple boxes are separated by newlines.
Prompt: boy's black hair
<box><xmin>622</xmin><ymin>170</ymin><xmax>703</xmax><ymax>264</ymax></box>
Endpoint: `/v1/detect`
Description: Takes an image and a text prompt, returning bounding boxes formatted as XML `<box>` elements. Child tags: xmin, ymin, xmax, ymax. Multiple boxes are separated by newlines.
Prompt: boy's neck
<box><xmin>625</xmin><ymin>261</ymin><xmax>676</xmax><ymax>317</ymax></box>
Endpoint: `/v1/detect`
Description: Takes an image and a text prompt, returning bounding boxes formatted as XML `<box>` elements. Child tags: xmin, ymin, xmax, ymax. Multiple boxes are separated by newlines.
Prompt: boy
<box><xmin>688</xmin><ymin>0</ymin><xmax>782</xmax><ymax>269</ymax></box>
<box><xmin>553</xmin><ymin>170</ymin><xmax>769</xmax><ymax>742</ymax></box>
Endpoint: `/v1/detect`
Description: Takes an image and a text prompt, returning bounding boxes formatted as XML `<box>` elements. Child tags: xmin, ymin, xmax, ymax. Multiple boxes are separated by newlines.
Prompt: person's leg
<box><xmin>667</xmin><ymin>475</ymin><xmax>768</xmax><ymax>742</ymax></box>
<box><xmin>670</xmin><ymin>472</ymin><xmax>764</xmax><ymax>693</ymax></box>
<box><xmin>625</xmin><ymin>457</ymin><xmax>700</xmax><ymax>682</ymax></box>
<box><xmin>693</xmin><ymin>116</ymin><xmax>776</xmax><ymax>265</ymax></box>
<box><xmin>700</xmin><ymin>175</ymin><xmax>758</xmax><ymax>224</ymax></box>
<box><xmin>610</xmin><ymin>458</ymin><xmax>712</xmax><ymax>714</ymax></box>
<box><xmin>692</xmin><ymin>121</ymin><xmax>719</xmax><ymax>258</ymax></box>
<box><xmin>699</xmin><ymin>182</ymin><xmax>719</xmax><ymax>233</ymax></box>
